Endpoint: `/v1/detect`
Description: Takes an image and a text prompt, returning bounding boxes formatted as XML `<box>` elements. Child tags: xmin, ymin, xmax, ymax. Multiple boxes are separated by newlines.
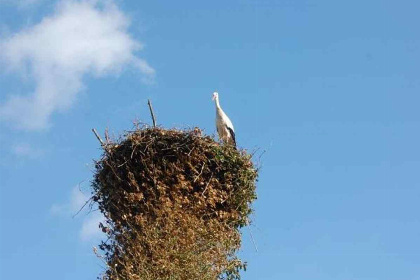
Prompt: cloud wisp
<box><xmin>51</xmin><ymin>185</ymin><xmax>105</xmax><ymax>242</ymax></box>
<box><xmin>50</xmin><ymin>184</ymin><xmax>89</xmax><ymax>215</ymax></box>
<box><xmin>0</xmin><ymin>0</ymin><xmax>154</xmax><ymax>130</ymax></box>
<box><xmin>11</xmin><ymin>142</ymin><xmax>44</xmax><ymax>158</ymax></box>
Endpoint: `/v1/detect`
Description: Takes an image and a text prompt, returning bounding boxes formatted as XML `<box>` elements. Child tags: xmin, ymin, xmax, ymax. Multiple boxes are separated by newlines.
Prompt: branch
<box><xmin>104</xmin><ymin>128</ymin><xmax>110</xmax><ymax>144</ymax></box>
<box><xmin>72</xmin><ymin>195</ymin><xmax>94</xmax><ymax>218</ymax></box>
<box><xmin>92</xmin><ymin>128</ymin><xmax>104</xmax><ymax>146</ymax></box>
<box><xmin>201</xmin><ymin>173</ymin><xmax>213</xmax><ymax>197</ymax></box>
<box><xmin>147</xmin><ymin>99</ymin><xmax>157</xmax><ymax>128</ymax></box>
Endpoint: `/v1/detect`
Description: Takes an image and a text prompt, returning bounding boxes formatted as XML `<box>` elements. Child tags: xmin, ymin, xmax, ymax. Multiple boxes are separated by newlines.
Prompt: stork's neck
<box><xmin>214</xmin><ymin>98</ymin><xmax>221</xmax><ymax>109</ymax></box>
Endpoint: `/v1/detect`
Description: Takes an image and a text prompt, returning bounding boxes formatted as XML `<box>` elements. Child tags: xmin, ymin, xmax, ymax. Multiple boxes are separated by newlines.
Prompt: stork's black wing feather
<box><xmin>226</xmin><ymin>126</ymin><xmax>236</xmax><ymax>148</ymax></box>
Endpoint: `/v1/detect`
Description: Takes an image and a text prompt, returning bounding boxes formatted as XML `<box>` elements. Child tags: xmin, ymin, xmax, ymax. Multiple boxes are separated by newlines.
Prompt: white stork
<box><xmin>212</xmin><ymin>92</ymin><xmax>236</xmax><ymax>148</ymax></box>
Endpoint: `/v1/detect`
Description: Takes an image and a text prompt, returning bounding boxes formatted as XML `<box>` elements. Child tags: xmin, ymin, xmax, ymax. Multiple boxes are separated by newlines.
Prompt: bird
<box><xmin>212</xmin><ymin>91</ymin><xmax>236</xmax><ymax>148</ymax></box>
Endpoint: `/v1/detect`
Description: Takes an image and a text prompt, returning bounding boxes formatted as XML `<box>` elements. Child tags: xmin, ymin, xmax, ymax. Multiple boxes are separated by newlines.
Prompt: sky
<box><xmin>0</xmin><ymin>0</ymin><xmax>419</xmax><ymax>279</ymax></box>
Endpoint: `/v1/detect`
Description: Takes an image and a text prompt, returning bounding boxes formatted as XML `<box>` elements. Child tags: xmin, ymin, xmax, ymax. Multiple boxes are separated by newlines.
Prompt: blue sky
<box><xmin>0</xmin><ymin>0</ymin><xmax>419</xmax><ymax>279</ymax></box>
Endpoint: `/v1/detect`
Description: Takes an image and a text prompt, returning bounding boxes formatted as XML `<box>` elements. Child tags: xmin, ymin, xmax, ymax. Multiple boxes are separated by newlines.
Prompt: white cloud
<box><xmin>51</xmin><ymin>185</ymin><xmax>106</xmax><ymax>241</ymax></box>
<box><xmin>79</xmin><ymin>211</ymin><xmax>105</xmax><ymax>241</ymax></box>
<box><xmin>0</xmin><ymin>0</ymin><xmax>154</xmax><ymax>130</ymax></box>
<box><xmin>11</xmin><ymin>142</ymin><xmax>44</xmax><ymax>158</ymax></box>
<box><xmin>50</xmin><ymin>185</ymin><xmax>88</xmax><ymax>215</ymax></box>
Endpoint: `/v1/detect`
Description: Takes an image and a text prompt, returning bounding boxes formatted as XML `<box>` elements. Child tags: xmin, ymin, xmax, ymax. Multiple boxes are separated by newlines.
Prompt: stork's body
<box><xmin>212</xmin><ymin>92</ymin><xmax>236</xmax><ymax>147</ymax></box>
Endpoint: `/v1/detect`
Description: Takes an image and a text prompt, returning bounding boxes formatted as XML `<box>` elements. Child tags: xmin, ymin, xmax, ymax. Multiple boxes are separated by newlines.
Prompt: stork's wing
<box><xmin>226</xmin><ymin>125</ymin><xmax>236</xmax><ymax>148</ymax></box>
<box><xmin>216</xmin><ymin>125</ymin><xmax>221</xmax><ymax>139</ymax></box>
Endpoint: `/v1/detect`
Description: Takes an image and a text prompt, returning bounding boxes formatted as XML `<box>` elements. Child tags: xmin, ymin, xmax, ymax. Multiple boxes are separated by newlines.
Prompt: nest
<box><xmin>92</xmin><ymin>127</ymin><xmax>258</xmax><ymax>280</ymax></box>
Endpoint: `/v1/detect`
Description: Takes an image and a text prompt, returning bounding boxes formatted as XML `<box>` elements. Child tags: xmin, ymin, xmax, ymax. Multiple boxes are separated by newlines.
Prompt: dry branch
<box><xmin>147</xmin><ymin>99</ymin><xmax>156</xmax><ymax>127</ymax></box>
<box><xmin>92</xmin><ymin>128</ymin><xmax>104</xmax><ymax>146</ymax></box>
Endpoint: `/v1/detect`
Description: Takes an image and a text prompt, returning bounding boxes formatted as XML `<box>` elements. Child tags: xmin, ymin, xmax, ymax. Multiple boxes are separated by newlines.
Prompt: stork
<box><xmin>212</xmin><ymin>92</ymin><xmax>236</xmax><ymax>148</ymax></box>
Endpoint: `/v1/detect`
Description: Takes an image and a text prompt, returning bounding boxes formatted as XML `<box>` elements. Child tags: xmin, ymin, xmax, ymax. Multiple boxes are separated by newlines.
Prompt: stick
<box><xmin>147</xmin><ymin>99</ymin><xmax>157</xmax><ymax>127</ymax></box>
<box><xmin>104</xmin><ymin>128</ymin><xmax>110</xmax><ymax>144</ymax></box>
<box><xmin>92</xmin><ymin>128</ymin><xmax>104</xmax><ymax>146</ymax></box>
<box><xmin>72</xmin><ymin>196</ymin><xmax>93</xmax><ymax>218</ymax></box>
<box><xmin>194</xmin><ymin>163</ymin><xmax>205</xmax><ymax>182</ymax></box>
<box><xmin>248</xmin><ymin>227</ymin><xmax>258</xmax><ymax>252</ymax></box>
<box><xmin>201</xmin><ymin>174</ymin><xmax>213</xmax><ymax>197</ymax></box>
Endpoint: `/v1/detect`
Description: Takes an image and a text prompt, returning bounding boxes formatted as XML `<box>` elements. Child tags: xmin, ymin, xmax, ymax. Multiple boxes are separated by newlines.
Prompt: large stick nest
<box><xmin>92</xmin><ymin>127</ymin><xmax>258</xmax><ymax>280</ymax></box>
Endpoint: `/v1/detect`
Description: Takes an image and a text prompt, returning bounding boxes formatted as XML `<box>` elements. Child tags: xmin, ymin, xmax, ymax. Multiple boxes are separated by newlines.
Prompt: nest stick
<box><xmin>104</xmin><ymin>128</ymin><xmax>110</xmax><ymax>144</ymax></box>
<box><xmin>147</xmin><ymin>99</ymin><xmax>157</xmax><ymax>128</ymax></box>
<box><xmin>92</xmin><ymin>128</ymin><xmax>104</xmax><ymax>146</ymax></box>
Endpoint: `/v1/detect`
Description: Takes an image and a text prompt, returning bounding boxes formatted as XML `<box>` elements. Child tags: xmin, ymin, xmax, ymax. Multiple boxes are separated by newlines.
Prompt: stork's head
<box><xmin>212</xmin><ymin>91</ymin><xmax>219</xmax><ymax>101</ymax></box>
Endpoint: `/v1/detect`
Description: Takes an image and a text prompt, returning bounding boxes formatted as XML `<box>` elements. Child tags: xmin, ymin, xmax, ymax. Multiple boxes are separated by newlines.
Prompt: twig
<box><xmin>72</xmin><ymin>180</ymin><xmax>94</xmax><ymax>218</ymax></box>
<box><xmin>147</xmin><ymin>99</ymin><xmax>156</xmax><ymax>128</ymax></box>
<box><xmin>105</xmin><ymin>161</ymin><xmax>122</xmax><ymax>181</ymax></box>
<box><xmin>188</xmin><ymin>147</ymin><xmax>195</xmax><ymax>156</ymax></box>
<box><xmin>92</xmin><ymin>128</ymin><xmax>104</xmax><ymax>146</ymax></box>
<box><xmin>201</xmin><ymin>174</ymin><xmax>213</xmax><ymax>197</ymax></box>
<box><xmin>194</xmin><ymin>163</ymin><xmax>205</xmax><ymax>182</ymax></box>
<box><xmin>93</xmin><ymin>247</ymin><xmax>108</xmax><ymax>266</ymax></box>
<box><xmin>248</xmin><ymin>227</ymin><xmax>258</xmax><ymax>252</ymax></box>
<box><xmin>105</xmin><ymin>128</ymin><xmax>110</xmax><ymax>144</ymax></box>
<box><xmin>258</xmin><ymin>149</ymin><xmax>266</xmax><ymax>163</ymax></box>
<box><xmin>73</xmin><ymin>195</ymin><xmax>94</xmax><ymax>218</ymax></box>
<box><xmin>131</xmin><ymin>145</ymin><xmax>138</xmax><ymax>159</ymax></box>
<box><xmin>117</xmin><ymin>160</ymin><xmax>128</xmax><ymax>168</ymax></box>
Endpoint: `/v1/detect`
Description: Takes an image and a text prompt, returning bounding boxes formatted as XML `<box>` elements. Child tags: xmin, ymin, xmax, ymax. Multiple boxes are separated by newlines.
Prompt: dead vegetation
<box><xmin>91</xmin><ymin>126</ymin><xmax>258</xmax><ymax>280</ymax></box>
